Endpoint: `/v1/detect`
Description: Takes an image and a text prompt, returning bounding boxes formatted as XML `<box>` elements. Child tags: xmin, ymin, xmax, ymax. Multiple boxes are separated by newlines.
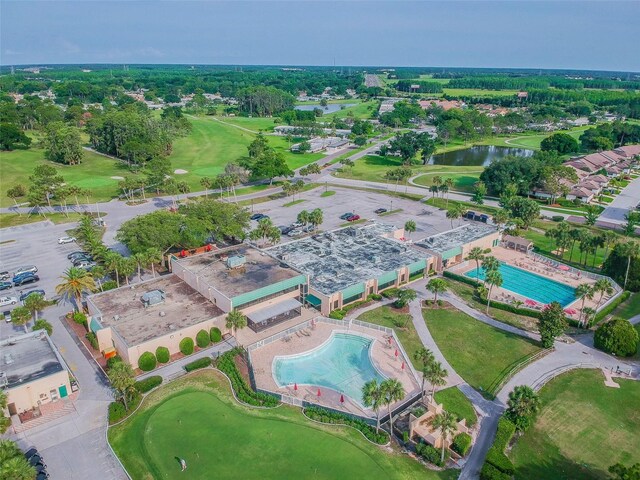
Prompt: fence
<box><xmin>530</xmin><ymin>363</ymin><xmax>597</xmax><ymax>391</ymax></box>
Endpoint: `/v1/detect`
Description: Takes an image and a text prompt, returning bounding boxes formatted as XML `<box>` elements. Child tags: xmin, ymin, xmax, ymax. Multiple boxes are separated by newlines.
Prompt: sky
<box><xmin>1</xmin><ymin>1</ymin><xmax>639</xmax><ymax>72</ymax></box>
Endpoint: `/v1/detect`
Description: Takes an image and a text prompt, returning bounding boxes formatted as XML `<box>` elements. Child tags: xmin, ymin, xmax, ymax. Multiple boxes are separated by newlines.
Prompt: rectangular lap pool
<box><xmin>464</xmin><ymin>263</ymin><xmax>577</xmax><ymax>306</ymax></box>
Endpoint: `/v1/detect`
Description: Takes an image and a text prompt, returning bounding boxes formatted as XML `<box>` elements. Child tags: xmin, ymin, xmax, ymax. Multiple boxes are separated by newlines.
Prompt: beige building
<box><xmin>415</xmin><ymin>223</ymin><xmax>501</xmax><ymax>271</ymax></box>
<box><xmin>1</xmin><ymin>331</ymin><xmax>73</xmax><ymax>416</ymax></box>
<box><xmin>409</xmin><ymin>399</ymin><xmax>469</xmax><ymax>450</ymax></box>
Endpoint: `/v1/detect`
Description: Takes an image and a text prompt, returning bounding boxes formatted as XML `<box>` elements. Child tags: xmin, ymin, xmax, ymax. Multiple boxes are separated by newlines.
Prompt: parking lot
<box><xmin>248</xmin><ymin>186</ymin><xmax>456</xmax><ymax>242</ymax></box>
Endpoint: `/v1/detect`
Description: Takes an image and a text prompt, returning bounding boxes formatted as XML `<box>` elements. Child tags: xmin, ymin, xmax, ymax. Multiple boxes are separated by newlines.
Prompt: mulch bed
<box><xmin>234</xmin><ymin>354</ymin><xmax>251</xmax><ymax>384</ymax></box>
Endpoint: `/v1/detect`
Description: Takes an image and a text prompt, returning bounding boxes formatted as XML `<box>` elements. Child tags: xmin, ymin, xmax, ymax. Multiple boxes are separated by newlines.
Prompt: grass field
<box><xmin>412</xmin><ymin>171</ymin><xmax>482</xmax><ymax>193</ymax></box>
<box><xmin>501</xmin><ymin>125</ymin><xmax>589</xmax><ymax>150</ymax></box>
<box><xmin>0</xmin><ymin>212</ymin><xmax>97</xmax><ymax>229</ymax></box>
<box><xmin>423</xmin><ymin>307</ymin><xmax>542</xmax><ymax>396</ymax></box>
<box><xmin>433</xmin><ymin>387</ymin><xmax>477</xmax><ymax>428</ymax></box>
<box><xmin>315</xmin><ymin>100</ymin><xmax>378</xmax><ymax>121</ymax></box>
<box><xmin>109</xmin><ymin>370</ymin><xmax>455</xmax><ymax>480</ymax></box>
<box><xmin>509</xmin><ymin>369</ymin><xmax>640</xmax><ymax>480</ymax></box>
<box><xmin>612</xmin><ymin>293</ymin><xmax>640</xmax><ymax>320</ymax></box>
<box><xmin>442</xmin><ymin>88</ymin><xmax>520</xmax><ymax>98</ymax></box>
<box><xmin>357</xmin><ymin>305</ymin><xmax>423</xmax><ymax>370</ymax></box>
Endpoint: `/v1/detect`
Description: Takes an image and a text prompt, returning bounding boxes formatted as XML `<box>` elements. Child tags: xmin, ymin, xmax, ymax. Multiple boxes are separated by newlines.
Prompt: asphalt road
<box><xmin>598</xmin><ymin>174</ymin><xmax>640</xmax><ymax>224</ymax></box>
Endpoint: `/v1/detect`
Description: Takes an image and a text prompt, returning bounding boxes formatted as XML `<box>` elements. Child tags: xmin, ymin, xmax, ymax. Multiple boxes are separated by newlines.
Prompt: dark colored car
<box><xmin>20</xmin><ymin>289</ymin><xmax>46</xmax><ymax>302</ymax></box>
<box><xmin>28</xmin><ymin>455</ymin><xmax>45</xmax><ymax>467</ymax></box>
<box><xmin>24</xmin><ymin>448</ymin><xmax>38</xmax><ymax>459</ymax></box>
<box><xmin>67</xmin><ymin>251</ymin><xmax>89</xmax><ymax>260</ymax></box>
<box><xmin>347</xmin><ymin>215</ymin><xmax>361</xmax><ymax>222</ymax></box>
<box><xmin>13</xmin><ymin>274</ymin><xmax>40</xmax><ymax>286</ymax></box>
<box><xmin>339</xmin><ymin>212</ymin><xmax>354</xmax><ymax>220</ymax></box>
<box><xmin>279</xmin><ymin>225</ymin><xmax>294</xmax><ymax>235</ymax></box>
<box><xmin>374</xmin><ymin>208</ymin><xmax>387</xmax><ymax>214</ymax></box>
<box><xmin>250</xmin><ymin>213</ymin><xmax>266</xmax><ymax>220</ymax></box>
<box><xmin>0</xmin><ymin>281</ymin><xmax>12</xmax><ymax>291</ymax></box>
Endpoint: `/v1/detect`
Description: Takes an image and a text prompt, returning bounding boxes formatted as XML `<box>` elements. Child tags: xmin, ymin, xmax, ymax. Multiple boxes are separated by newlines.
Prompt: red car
<box><xmin>347</xmin><ymin>214</ymin><xmax>360</xmax><ymax>222</ymax></box>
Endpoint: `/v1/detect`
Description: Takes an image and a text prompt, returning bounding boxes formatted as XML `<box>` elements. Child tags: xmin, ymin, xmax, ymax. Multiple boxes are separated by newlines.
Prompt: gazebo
<box><xmin>502</xmin><ymin>235</ymin><xmax>533</xmax><ymax>253</ymax></box>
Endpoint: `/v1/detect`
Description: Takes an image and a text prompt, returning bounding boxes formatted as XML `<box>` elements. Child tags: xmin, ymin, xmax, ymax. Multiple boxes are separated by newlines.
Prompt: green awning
<box><xmin>306</xmin><ymin>294</ymin><xmax>322</xmax><ymax>307</ymax></box>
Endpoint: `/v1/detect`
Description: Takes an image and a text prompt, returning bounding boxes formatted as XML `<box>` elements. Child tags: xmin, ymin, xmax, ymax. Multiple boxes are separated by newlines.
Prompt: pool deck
<box><xmin>449</xmin><ymin>247</ymin><xmax>611</xmax><ymax>323</ymax></box>
<box><xmin>249</xmin><ymin>321</ymin><xmax>421</xmax><ymax>418</ymax></box>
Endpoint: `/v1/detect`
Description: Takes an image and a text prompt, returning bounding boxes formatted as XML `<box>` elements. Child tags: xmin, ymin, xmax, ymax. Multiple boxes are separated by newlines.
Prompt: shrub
<box><xmin>594</xmin><ymin>318</ymin><xmax>639</xmax><ymax>357</ymax></box>
<box><xmin>73</xmin><ymin>311</ymin><xmax>88</xmax><ymax>328</ymax></box>
<box><xmin>179</xmin><ymin>337</ymin><xmax>194</xmax><ymax>355</ymax></box>
<box><xmin>443</xmin><ymin>270</ymin><xmax>481</xmax><ymax>287</ymax></box>
<box><xmin>216</xmin><ymin>349</ymin><xmax>279</xmax><ymax>407</ymax></box>
<box><xmin>107</xmin><ymin>356</ymin><xmax>123</xmax><ymax>369</ymax></box>
<box><xmin>484</xmin><ymin>417</ymin><xmax>516</xmax><ymax>474</ymax></box>
<box><xmin>85</xmin><ymin>332</ymin><xmax>98</xmax><ymax>350</ymax></box>
<box><xmin>108</xmin><ymin>402</ymin><xmax>126</xmax><ymax>423</ymax></box>
<box><xmin>329</xmin><ymin>309</ymin><xmax>346</xmax><ymax>320</ymax></box>
<box><xmin>368</xmin><ymin>293</ymin><xmax>382</xmax><ymax>301</ymax></box>
<box><xmin>304</xmin><ymin>405</ymin><xmax>389</xmax><ymax>445</ymax></box>
<box><xmin>210</xmin><ymin>327</ymin><xmax>222</xmax><ymax>343</ymax></box>
<box><xmin>483</xmin><ymin>248</ymin><xmax>492</xmax><ymax>254</ymax></box>
<box><xmin>415</xmin><ymin>442</ymin><xmax>449</xmax><ymax>467</ymax></box>
<box><xmin>184</xmin><ymin>357</ymin><xmax>212</xmax><ymax>372</ymax></box>
<box><xmin>137</xmin><ymin>351</ymin><xmax>157</xmax><ymax>372</ymax></box>
<box><xmin>196</xmin><ymin>329</ymin><xmax>210</xmax><ymax>348</ymax></box>
<box><xmin>381</xmin><ymin>287</ymin><xmax>400</xmax><ymax>299</ymax></box>
<box><xmin>551</xmin><ymin>215</ymin><xmax>564</xmax><ymax>222</ymax></box>
<box><xmin>452</xmin><ymin>432</ymin><xmax>472</xmax><ymax>456</ymax></box>
<box><xmin>102</xmin><ymin>280</ymin><xmax>118</xmax><ymax>291</ymax></box>
<box><xmin>155</xmin><ymin>346</ymin><xmax>170</xmax><ymax>363</ymax></box>
<box><xmin>593</xmin><ymin>291</ymin><xmax>630</xmax><ymax>324</ymax></box>
<box><xmin>135</xmin><ymin>376</ymin><xmax>162</xmax><ymax>393</ymax></box>
<box><xmin>480</xmin><ymin>463</ymin><xmax>512</xmax><ymax>480</ymax></box>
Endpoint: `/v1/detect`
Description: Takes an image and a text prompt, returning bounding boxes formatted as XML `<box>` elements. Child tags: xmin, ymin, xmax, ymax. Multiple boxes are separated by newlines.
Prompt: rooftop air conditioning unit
<box><xmin>227</xmin><ymin>255</ymin><xmax>246</xmax><ymax>269</ymax></box>
<box><xmin>141</xmin><ymin>289</ymin><xmax>166</xmax><ymax>307</ymax></box>
<box><xmin>159</xmin><ymin>311</ymin><xmax>166</xmax><ymax>317</ymax></box>
<box><xmin>113</xmin><ymin>315</ymin><xmax>120</xmax><ymax>322</ymax></box>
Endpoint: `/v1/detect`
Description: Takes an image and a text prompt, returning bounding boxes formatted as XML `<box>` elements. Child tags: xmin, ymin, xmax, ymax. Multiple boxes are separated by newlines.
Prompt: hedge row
<box><xmin>85</xmin><ymin>332</ymin><xmax>98</xmax><ymax>350</ymax></box>
<box><xmin>381</xmin><ymin>287</ymin><xmax>400</xmax><ymax>299</ymax></box>
<box><xmin>481</xmin><ymin>417</ymin><xmax>516</xmax><ymax>478</ymax></box>
<box><xmin>135</xmin><ymin>376</ymin><xmax>162</xmax><ymax>393</ymax></box>
<box><xmin>328</xmin><ymin>294</ymin><xmax>381</xmax><ymax>320</ymax></box>
<box><xmin>480</xmin><ymin>462</ymin><xmax>512</xmax><ymax>480</ymax></box>
<box><xmin>304</xmin><ymin>405</ymin><xmax>389</xmax><ymax>445</ymax></box>
<box><xmin>216</xmin><ymin>349</ymin><xmax>279</xmax><ymax>407</ymax></box>
<box><xmin>184</xmin><ymin>357</ymin><xmax>212</xmax><ymax>372</ymax></box>
<box><xmin>415</xmin><ymin>441</ymin><xmax>449</xmax><ymax>467</ymax></box>
<box><xmin>593</xmin><ymin>290</ymin><xmax>630</xmax><ymax>324</ymax></box>
<box><xmin>452</xmin><ymin>432</ymin><xmax>472</xmax><ymax>456</ymax></box>
<box><xmin>443</xmin><ymin>270</ymin><xmax>481</xmax><ymax>288</ymax></box>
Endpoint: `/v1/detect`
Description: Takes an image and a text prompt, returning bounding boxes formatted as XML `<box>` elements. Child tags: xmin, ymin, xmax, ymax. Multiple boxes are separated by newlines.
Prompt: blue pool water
<box><xmin>464</xmin><ymin>263</ymin><xmax>577</xmax><ymax>306</ymax></box>
<box><xmin>273</xmin><ymin>332</ymin><xmax>386</xmax><ymax>406</ymax></box>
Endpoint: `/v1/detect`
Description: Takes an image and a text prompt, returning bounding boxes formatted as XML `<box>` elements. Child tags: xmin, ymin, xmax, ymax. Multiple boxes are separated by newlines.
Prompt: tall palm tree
<box><xmin>575</xmin><ymin>284</ymin><xmax>594</xmax><ymax>326</ymax></box>
<box><xmin>425</xmin><ymin>361</ymin><xmax>447</xmax><ymax>401</ymax></box>
<box><xmin>107</xmin><ymin>361</ymin><xmax>136</xmax><ymax>411</ymax></box>
<box><xmin>467</xmin><ymin>247</ymin><xmax>485</xmax><ymax>280</ymax></box>
<box><xmin>485</xmin><ymin>270</ymin><xmax>503</xmax><ymax>313</ymax></box>
<box><xmin>119</xmin><ymin>257</ymin><xmax>136</xmax><ymax>286</ymax></box>
<box><xmin>0</xmin><ymin>456</ymin><xmax>36</xmax><ymax>480</ymax></box>
<box><xmin>132</xmin><ymin>252</ymin><xmax>148</xmax><ymax>283</ymax></box>
<box><xmin>55</xmin><ymin>267</ymin><xmax>96</xmax><ymax>312</ymax></box>
<box><xmin>432</xmin><ymin>411</ymin><xmax>458</xmax><ymax>464</ymax></box>
<box><xmin>10</xmin><ymin>306</ymin><xmax>31</xmax><ymax>333</ymax></box>
<box><xmin>309</xmin><ymin>208</ymin><xmax>323</xmax><ymax>232</ymax></box>
<box><xmin>226</xmin><ymin>309</ymin><xmax>248</xmax><ymax>337</ymax></box>
<box><xmin>601</xmin><ymin>230</ymin><xmax>617</xmax><ymax>262</ymax></box>
<box><xmin>145</xmin><ymin>248</ymin><xmax>163</xmax><ymax>278</ymax></box>
<box><xmin>381</xmin><ymin>378</ymin><xmax>405</xmax><ymax>434</ymax></box>
<box><xmin>593</xmin><ymin>278</ymin><xmax>614</xmax><ymax>311</ymax></box>
<box><xmin>103</xmin><ymin>251</ymin><xmax>122</xmax><ymax>288</ymax></box>
<box><xmin>426</xmin><ymin>278</ymin><xmax>448</xmax><ymax>306</ymax></box>
<box><xmin>505</xmin><ymin>385</ymin><xmax>541</xmax><ymax>431</ymax></box>
<box><xmin>404</xmin><ymin>220</ymin><xmax>417</xmax><ymax>238</ymax></box>
<box><xmin>581</xmin><ymin>307</ymin><xmax>596</xmax><ymax>326</ymax></box>
<box><xmin>481</xmin><ymin>256</ymin><xmax>500</xmax><ymax>274</ymax></box>
<box><xmin>362</xmin><ymin>379</ymin><xmax>385</xmax><ymax>433</ymax></box>
<box><xmin>200</xmin><ymin>177</ymin><xmax>213</xmax><ymax>197</ymax></box>
<box><xmin>24</xmin><ymin>293</ymin><xmax>48</xmax><ymax>322</ymax></box>
<box><xmin>413</xmin><ymin>348</ymin><xmax>435</xmax><ymax>401</ymax></box>
<box><xmin>621</xmin><ymin>241</ymin><xmax>639</xmax><ymax>291</ymax></box>
<box><xmin>443</xmin><ymin>178</ymin><xmax>454</xmax><ymax>207</ymax></box>
<box><xmin>90</xmin><ymin>265</ymin><xmax>106</xmax><ymax>292</ymax></box>
<box><xmin>445</xmin><ymin>207</ymin><xmax>459</xmax><ymax>229</ymax></box>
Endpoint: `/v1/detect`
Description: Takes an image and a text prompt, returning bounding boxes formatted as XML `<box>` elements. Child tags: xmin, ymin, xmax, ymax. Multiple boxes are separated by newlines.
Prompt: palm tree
<box><xmin>145</xmin><ymin>248</ymin><xmax>163</xmax><ymax>278</ymax></box>
<box><xmin>10</xmin><ymin>306</ymin><xmax>31</xmax><ymax>333</ymax></box>
<box><xmin>432</xmin><ymin>175</ymin><xmax>443</xmax><ymax>195</ymax></box>
<box><xmin>132</xmin><ymin>252</ymin><xmax>148</xmax><ymax>283</ymax></box>
<box><xmin>485</xmin><ymin>269</ymin><xmax>503</xmax><ymax>313</ymax></box>
<box><xmin>362</xmin><ymin>379</ymin><xmax>385</xmax><ymax>433</ymax></box>
<box><xmin>467</xmin><ymin>247</ymin><xmax>485</xmax><ymax>280</ymax></box>
<box><xmin>0</xmin><ymin>394</ymin><xmax>12</xmax><ymax>434</ymax></box>
<box><xmin>443</xmin><ymin>178</ymin><xmax>454</xmax><ymax>207</ymax></box>
<box><xmin>621</xmin><ymin>241</ymin><xmax>639</xmax><ymax>290</ymax></box>
<box><xmin>297</xmin><ymin>210</ymin><xmax>310</xmax><ymax>227</ymax></box>
<box><xmin>32</xmin><ymin>319</ymin><xmax>53</xmax><ymax>336</ymax></box>
<box><xmin>309</xmin><ymin>208</ymin><xmax>323</xmax><ymax>232</ymax></box>
<box><xmin>414</xmin><ymin>348</ymin><xmax>435</xmax><ymax>401</ymax></box>
<box><xmin>200</xmin><ymin>177</ymin><xmax>213</xmax><ymax>197</ymax></box>
<box><xmin>90</xmin><ymin>265</ymin><xmax>106</xmax><ymax>292</ymax></box>
<box><xmin>601</xmin><ymin>230</ymin><xmax>617</xmax><ymax>262</ymax></box>
<box><xmin>119</xmin><ymin>257</ymin><xmax>136</xmax><ymax>286</ymax></box>
<box><xmin>107</xmin><ymin>361</ymin><xmax>136</xmax><ymax>411</ymax></box>
<box><xmin>593</xmin><ymin>278</ymin><xmax>614</xmax><ymax>311</ymax></box>
<box><xmin>24</xmin><ymin>293</ymin><xmax>48</xmax><ymax>322</ymax></box>
<box><xmin>505</xmin><ymin>385</ymin><xmax>540</xmax><ymax>431</ymax></box>
<box><xmin>404</xmin><ymin>220</ymin><xmax>417</xmax><ymax>238</ymax></box>
<box><xmin>581</xmin><ymin>307</ymin><xmax>596</xmax><ymax>326</ymax></box>
<box><xmin>55</xmin><ymin>267</ymin><xmax>96</xmax><ymax>311</ymax></box>
<box><xmin>0</xmin><ymin>456</ymin><xmax>36</xmax><ymax>480</ymax></box>
<box><xmin>481</xmin><ymin>256</ymin><xmax>500</xmax><ymax>274</ymax></box>
<box><xmin>425</xmin><ymin>361</ymin><xmax>447</xmax><ymax>401</ymax></box>
<box><xmin>381</xmin><ymin>378</ymin><xmax>405</xmax><ymax>434</ymax></box>
<box><xmin>445</xmin><ymin>207</ymin><xmax>459</xmax><ymax>229</ymax></box>
<box><xmin>103</xmin><ymin>251</ymin><xmax>122</xmax><ymax>288</ymax></box>
<box><xmin>426</xmin><ymin>278</ymin><xmax>448</xmax><ymax>307</ymax></box>
<box><xmin>575</xmin><ymin>284</ymin><xmax>594</xmax><ymax>326</ymax></box>
<box><xmin>395</xmin><ymin>288</ymin><xmax>417</xmax><ymax>310</ymax></box>
<box><xmin>432</xmin><ymin>411</ymin><xmax>458</xmax><ymax>464</ymax></box>
<box><xmin>226</xmin><ymin>309</ymin><xmax>248</xmax><ymax>337</ymax></box>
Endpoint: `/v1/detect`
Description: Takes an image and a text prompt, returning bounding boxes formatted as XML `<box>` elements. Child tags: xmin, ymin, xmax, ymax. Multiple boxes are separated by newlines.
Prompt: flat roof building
<box><xmin>1</xmin><ymin>331</ymin><xmax>72</xmax><ymax>417</ymax></box>
<box><xmin>266</xmin><ymin>223</ymin><xmax>434</xmax><ymax>315</ymax></box>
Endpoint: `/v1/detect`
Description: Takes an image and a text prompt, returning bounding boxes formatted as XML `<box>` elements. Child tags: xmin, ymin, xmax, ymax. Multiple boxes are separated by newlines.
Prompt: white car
<box><xmin>0</xmin><ymin>296</ymin><xmax>18</xmax><ymax>307</ymax></box>
<box><xmin>58</xmin><ymin>236</ymin><xmax>76</xmax><ymax>244</ymax></box>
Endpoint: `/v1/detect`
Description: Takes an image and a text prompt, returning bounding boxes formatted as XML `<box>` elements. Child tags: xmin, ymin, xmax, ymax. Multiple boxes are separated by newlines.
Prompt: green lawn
<box><xmin>357</xmin><ymin>305</ymin><xmax>423</xmax><ymax>370</ymax></box>
<box><xmin>109</xmin><ymin>371</ymin><xmax>454</xmax><ymax>480</ymax></box>
<box><xmin>442</xmin><ymin>88</ymin><xmax>519</xmax><ymax>98</ymax></box>
<box><xmin>509</xmin><ymin>369</ymin><xmax>640</xmax><ymax>480</ymax></box>
<box><xmin>501</xmin><ymin>126</ymin><xmax>589</xmax><ymax>150</ymax></box>
<box><xmin>213</xmin><ymin>116</ymin><xmax>278</xmax><ymax>132</ymax></box>
<box><xmin>611</xmin><ymin>293</ymin><xmax>640</xmax><ymax>320</ymax></box>
<box><xmin>424</xmin><ymin>307</ymin><xmax>542</xmax><ymax>397</ymax></box>
<box><xmin>412</xmin><ymin>171</ymin><xmax>482</xmax><ymax>193</ymax></box>
<box><xmin>0</xmin><ymin>212</ymin><xmax>103</xmax><ymax>229</ymax></box>
<box><xmin>433</xmin><ymin>387</ymin><xmax>477</xmax><ymax>428</ymax></box>
<box><xmin>315</xmin><ymin>100</ymin><xmax>377</xmax><ymax>121</ymax></box>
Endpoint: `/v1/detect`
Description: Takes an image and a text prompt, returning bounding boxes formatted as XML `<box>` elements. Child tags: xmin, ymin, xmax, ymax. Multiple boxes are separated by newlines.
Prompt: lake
<box><xmin>428</xmin><ymin>145</ymin><xmax>534</xmax><ymax>167</ymax></box>
<box><xmin>294</xmin><ymin>103</ymin><xmax>356</xmax><ymax>114</ymax></box>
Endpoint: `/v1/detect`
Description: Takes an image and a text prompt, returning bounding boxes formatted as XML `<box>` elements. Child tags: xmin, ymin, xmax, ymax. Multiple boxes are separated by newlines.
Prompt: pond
<box><xmin>294</xmin><ymin>103</ymin><xmax>356</xmax><ymax>114</ymax></box>
<box><xmin>427</xmin><ymin>145</ymin><xmax>534</xmax><ymax>167</ymax></box>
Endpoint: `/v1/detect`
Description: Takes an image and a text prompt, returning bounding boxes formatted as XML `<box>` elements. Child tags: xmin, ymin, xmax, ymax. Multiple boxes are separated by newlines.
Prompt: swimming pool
<box><xmin>273</xmin><ymin>332</ymin><xmax>386</xmax><ymax>406</ymax></box>
<box><xmin>464</xmin><ymin>263</ymin><xmax>577</xmax><ymax>306</ymax></box>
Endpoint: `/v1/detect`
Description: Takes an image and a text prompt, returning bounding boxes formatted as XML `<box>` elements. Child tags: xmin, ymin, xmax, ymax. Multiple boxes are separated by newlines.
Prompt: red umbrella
<box><xmin>558</xmin><ymin>265</ymin><xmax>570</xmax><ymax>271</ymax></box>
<box><xmin>525</xmin><ymin>299</ymin><xmax>537</xmax><ymax>307</ymax></box>
<box><xmin>564</xmin><ymin>308</ymin><xmax>577</xmax><ymax>315</ymax></box>
<box><xmin>394</xmin><ymin>349</ymin><xmax>399</xmax><ymax>359</ymax></box>
<box><xmin>294</xmin><ymin>383</ymin><xmax>298</xmax><ymax>391</ymax></box>
<box><xmin>340</xmin><ymin>394</ymin><xmax>344</xmax><ymax>403</ymax></box>
<box><xmin>317</xmin><ymin>388</ymin><xmax>321</xmax><ymax>397</ymax></box>
<box><xmin>401</xmin><ymin>362</ymin><xmax>405</xmax><ymax>370</ymax></box>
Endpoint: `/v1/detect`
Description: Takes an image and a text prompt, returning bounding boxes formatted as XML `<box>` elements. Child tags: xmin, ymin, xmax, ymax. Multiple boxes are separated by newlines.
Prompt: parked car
<box><xmin>0</xmin><ymin>296</ymin><xmax>18</xmax><ymax>307</ymax></box>
<box><xmin>346</xmin><ymin>215</ymin><xmax>361</xmax><ymax>222</ymax></box>
<box><xmin>37</xmin><ymin>473</ymin><xmax>50</xmax><ymax>480</ymax></box>
<box><xmin>279</xmin><ymin>226</ymin><xmax>294</xmax><ymax>235</ymax></box>
<box><xmin>14</xmin><ymin>265</ymin><xmax>38</xmax><ymax>276</ymax></box>
<box><xmin>250</xmin><ymin>213</ymin><xmax>267</xmax><ymax>220</ymax></box>
<box><xmin>0</xmin><ymin>271</ymin><xmax>10</xmax><ymax>281</ymax></box>
<box><xmin>70</xmin><ymin>253</ymin><xmax>93</xmax><ymax>264</ymax></box>
<box><xmin>0</xmin><ymin>281</ymin><xmax>12</xmax><ymax>291</ymax></box>
<box><xmin>75</xmin><ymin>261</ymin><xmax>96</xmax><ymax>270</ymax></box>
<box><xmin>339</xmin><ymin>212</ymin><xmax>355</xmax><ymax>220</ymax></box>
<box><xmin>13</xmin><ymin>274</ymin><xmax>39</xmax><ymax>286</ymax></box>
<box><xmin>24</xmin><ymin>448</ymin><xmax>38</xmax><ymax>460</ymax></box>
<box><xmin>302</xmin><ymin>225</ymin><xmax>314</xmax><ymax>233</ymax></box>
<box><xmin>374</xmin><ymin>208</ymin><xmax>387</xmax><ymax>214</ymax></box>
<box><xmin>3</xmin><ymin>310</ymin><xmax>12</xmax><ymax>323</ymax></box>
<box><xmin>20</xmin><ymin>289</ymin><xmax>46</xmax><ymax>302</ymax></box>
<box><xmin>287</xmin><ymin>228</ymin><xmax>303</xmax><ymax>237</ymax></box>
<box><xmin>57</xmin><ymin>236</ymin><xmax>76</xmax><ymax>244</ymax></box>
<box><xmin>28</xmin><ymin>454</ymin><xmax>45</xmax><ymax>467</ymax></box>
<box><xmin>290</xmin><ymin>221</ymin><xmax>303</xmax><ymax>228</ymax></box>
<box><xmin>67</xmin><ymin>251</ymin><xmax>89</xmax><ymax>260</ymax></box>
